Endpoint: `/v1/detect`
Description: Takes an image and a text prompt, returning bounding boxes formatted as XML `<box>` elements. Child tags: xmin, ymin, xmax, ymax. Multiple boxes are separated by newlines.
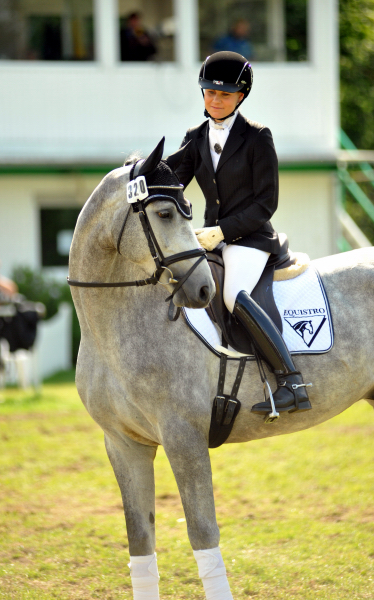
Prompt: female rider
<box><xmin>175</xmin><ymin>51</ymin><xmax>312</xmax><ymax>417</ymax></box>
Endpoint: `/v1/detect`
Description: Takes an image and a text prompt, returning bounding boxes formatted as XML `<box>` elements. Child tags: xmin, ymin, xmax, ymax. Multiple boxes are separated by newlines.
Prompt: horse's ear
<box><xmin>165</xmin><ymin>140</ymin><xmax>191</xmax><ymax>172</ymax></box>
<box><xmin>138</xmin><ymin>137</ymin><xmax>165</xmax><ymax>177</ymax></box>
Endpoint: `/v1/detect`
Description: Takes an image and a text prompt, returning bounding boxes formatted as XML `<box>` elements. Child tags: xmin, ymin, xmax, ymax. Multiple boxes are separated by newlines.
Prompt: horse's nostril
<box><xmin>199</xmin><ymin>286</ymin><xmax>210</xmax><ymax>302</ymax></box>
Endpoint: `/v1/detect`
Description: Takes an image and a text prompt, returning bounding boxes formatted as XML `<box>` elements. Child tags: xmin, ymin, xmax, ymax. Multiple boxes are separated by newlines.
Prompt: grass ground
<box><xmin>0</xmin><ymin>372</ymin><xmax>374</xmax><ymax>599</ymax></box>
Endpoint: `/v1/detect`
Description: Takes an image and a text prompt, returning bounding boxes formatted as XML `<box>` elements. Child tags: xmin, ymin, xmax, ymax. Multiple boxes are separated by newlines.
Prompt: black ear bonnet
<box><xmin>129</xmin><ymin>138</ymin><xmax>193</xmax><ymax>219</ymax></box>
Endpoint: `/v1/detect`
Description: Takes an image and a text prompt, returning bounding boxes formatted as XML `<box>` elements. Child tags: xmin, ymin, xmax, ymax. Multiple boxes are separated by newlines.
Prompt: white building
<box><xmin>0</xmin><ymin>0</ymin><xmax>340</xmax><ymax>373</ymax></box>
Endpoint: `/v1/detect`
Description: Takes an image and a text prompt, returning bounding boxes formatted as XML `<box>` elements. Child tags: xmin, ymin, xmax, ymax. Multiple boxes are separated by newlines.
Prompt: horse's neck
<box><xmin>73</xmin><ymin>251</ymin><xmax>176</xmax><ymax>336</ymax></box>
<box><xmin>71</xmin><ymin>212</ymin><xmax>194</xmax><ymax>354</ymax></box>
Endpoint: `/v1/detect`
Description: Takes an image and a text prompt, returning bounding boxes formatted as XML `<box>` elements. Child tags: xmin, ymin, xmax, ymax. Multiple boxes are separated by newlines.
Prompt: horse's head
<box><xmin>121</xmin><ymin>138</ymin><xmax>216</xmax><ymax>308</ymax></box>
<box><xmin>69</xmin><ymin>138</ymin><xmax>215</xmax><ymax>310</ymax></box>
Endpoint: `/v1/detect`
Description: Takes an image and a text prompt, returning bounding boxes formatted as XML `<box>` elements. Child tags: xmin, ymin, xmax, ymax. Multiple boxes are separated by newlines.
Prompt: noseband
<box><xmin>67</xmin><ymin>169</ymin><xmax>207</xmax><ymax>321</ymax></box>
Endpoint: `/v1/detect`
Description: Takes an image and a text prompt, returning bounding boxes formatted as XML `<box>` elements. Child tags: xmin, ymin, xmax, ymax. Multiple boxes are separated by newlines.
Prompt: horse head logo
<box><xmin>291</xmin><ymin>320</ymin><xmax>313</xmax><ymax>342</ymax></box>
<box><xmin>284</xmin><ymin>315</ymin><xmax>327</xmax><ymax>348</ymax></box>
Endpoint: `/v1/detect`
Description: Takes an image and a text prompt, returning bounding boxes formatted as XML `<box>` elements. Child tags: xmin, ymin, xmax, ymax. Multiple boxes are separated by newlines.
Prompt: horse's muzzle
<box><xmin>173</xmin><ymin>277</ymin><xmax>215</xmax><ymax>309</ymax></box>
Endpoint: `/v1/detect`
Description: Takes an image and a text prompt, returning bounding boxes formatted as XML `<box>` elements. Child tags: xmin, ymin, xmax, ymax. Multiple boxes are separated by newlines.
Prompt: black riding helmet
<box><xmin>199</xmin><ymin>51</ymin><xmax>253</xmax><ymax>120</ymax></box>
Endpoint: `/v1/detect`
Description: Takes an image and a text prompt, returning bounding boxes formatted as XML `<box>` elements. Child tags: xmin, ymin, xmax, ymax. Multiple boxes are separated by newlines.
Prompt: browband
<box><xmin>143</xmin><ymin>193</ymin><xmax>193</xmax><ymax>220</ymax></box>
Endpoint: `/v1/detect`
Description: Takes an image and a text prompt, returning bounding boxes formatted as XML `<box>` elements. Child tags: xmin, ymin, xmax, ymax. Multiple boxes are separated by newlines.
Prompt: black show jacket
<box><xmin>175</xmin><ymin>112</ymin><xmax>281</xmax><ymax>255</ymax></box>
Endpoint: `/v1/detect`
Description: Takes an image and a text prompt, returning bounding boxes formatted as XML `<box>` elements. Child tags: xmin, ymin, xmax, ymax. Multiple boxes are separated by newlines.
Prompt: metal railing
<box><xmin>337</xmin><ymin>130</ymin><xmax>374</xmax><ymax>251</ymax></box>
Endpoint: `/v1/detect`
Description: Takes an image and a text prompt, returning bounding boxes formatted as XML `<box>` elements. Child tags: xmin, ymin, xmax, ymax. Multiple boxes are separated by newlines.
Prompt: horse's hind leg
<box><xmin>104</xmin><ymin>432</ymin><xmax>159</xmax><ymax>600</ymax></box>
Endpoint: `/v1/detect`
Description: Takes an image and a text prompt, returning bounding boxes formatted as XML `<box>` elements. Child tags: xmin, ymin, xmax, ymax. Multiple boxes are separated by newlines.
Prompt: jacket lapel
<box><xmin>197</xmin><ymin>122</ymin><xmax>215</xmax><ymax>178</ymax></box>
<box><xmin>216</xmin><ymin>113</ymin><xmax>246</xmax><ymax>173</ymax></box>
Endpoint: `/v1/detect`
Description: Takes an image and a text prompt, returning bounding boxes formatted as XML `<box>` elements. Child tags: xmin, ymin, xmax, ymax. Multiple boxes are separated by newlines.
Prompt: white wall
<box><xmin>36</xmin><ymin>302</ymin><xmax>72</xmax><ymax>378</ymax></box>
<box><xmin>0</xmin><ymin>62</ymin><xmax>337</xmax><ymax>163</ymax></box>
<box><xmin>273</xmin><ymin>171</ymin><xmax>338</xmax><ymax>259</ymax></box>
<box><xmin>0</xmin><ymin>0</ymin><xmax>339</xmax><ymax>164</ymax></box>
<box><xmin>0</xmin><ymin>173</ymin><xmax>101</xmax><ymax>276</ymax></box>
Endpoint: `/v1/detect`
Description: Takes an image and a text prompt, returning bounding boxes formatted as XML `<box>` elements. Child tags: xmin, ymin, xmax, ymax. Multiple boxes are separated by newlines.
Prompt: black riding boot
<box><xmin>233</xmin><ymin>290</ymin><xmax>312</xmax><ymax>414</ymax></box>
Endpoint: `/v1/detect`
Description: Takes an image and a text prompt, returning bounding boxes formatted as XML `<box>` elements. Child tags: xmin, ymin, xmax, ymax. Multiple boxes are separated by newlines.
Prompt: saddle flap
<box><xmin>206</xmin><ymin>250</ymin><xmax>283</xmax><ymax>355</ymax></box>
<box><xmin>206</xmin><ymin>252</ymin><xmax>253</xmax><ymax>354</ymax></box>
<box><xmin>251</xmin><ymin>266</ymin><xmax>283</xmax><ymax>333</ymax></box>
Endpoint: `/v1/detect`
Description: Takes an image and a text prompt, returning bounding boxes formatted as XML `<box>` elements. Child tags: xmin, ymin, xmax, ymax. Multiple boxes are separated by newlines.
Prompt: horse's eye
<box><xmin>157</xmin><ymin>211</ymin><xmax>171</xmax><ymax>219</ymax></box>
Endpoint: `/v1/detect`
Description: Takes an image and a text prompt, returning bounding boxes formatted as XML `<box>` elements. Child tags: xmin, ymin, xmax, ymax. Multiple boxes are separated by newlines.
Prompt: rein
<box><xmin>67</xmin><ymin>182</ymin><xmax>207</xmax><ymax>321</ymax></box>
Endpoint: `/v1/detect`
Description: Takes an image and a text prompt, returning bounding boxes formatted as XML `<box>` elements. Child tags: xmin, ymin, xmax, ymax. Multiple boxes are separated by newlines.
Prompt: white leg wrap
<box><xmin>193</xmin><ymin>547</ymin><xmax>234</xmax><ymax>600</ymax></box>
<box><xmin>128</xmin><ymin>553</ymin><xmax>160</xmax><ymax>600</ymax></box>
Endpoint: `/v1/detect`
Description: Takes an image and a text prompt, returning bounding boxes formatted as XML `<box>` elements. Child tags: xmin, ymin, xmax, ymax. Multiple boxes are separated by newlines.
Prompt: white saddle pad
<box><xmin>183</xmin><ymin>266</ymin><xmax>333</xmax><ymax>358</ymax></box>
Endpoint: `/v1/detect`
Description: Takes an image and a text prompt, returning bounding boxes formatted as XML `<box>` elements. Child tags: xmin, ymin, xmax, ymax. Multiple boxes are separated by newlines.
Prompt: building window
<box><xmin>118</xmin><ymin>0</ymin><xmax>175</xmax><ymax>62</ymax></box>
<box><xmin>199</xmin><ymin>0</ymin><xmax>308</xmax><ymax>63</ymax></box>
<box><xmin>40</xmin><ymin>208</ymin><xmax>80</xmax><ymax>267</ymax></box>
<box><xmin>0</xmin><ymin>0</ymin><xmax>95</xmax><ymax>61</ymax></box>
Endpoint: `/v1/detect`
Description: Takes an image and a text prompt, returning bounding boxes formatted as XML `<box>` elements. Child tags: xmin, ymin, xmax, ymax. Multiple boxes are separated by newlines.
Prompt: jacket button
<box><xmin>213</xmin><ymin>179</ymin><xmax>216</xmax><ymax>184</ymax></box>
<box><xmin>216</xmin><ymin>199</ymin><xmax>220</xmax><ymax>204</ymax></box>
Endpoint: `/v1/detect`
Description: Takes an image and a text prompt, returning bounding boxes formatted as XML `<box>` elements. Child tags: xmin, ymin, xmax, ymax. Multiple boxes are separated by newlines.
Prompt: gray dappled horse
<box><xmin>68</xmin><ymin>139</ymin><xmax>374</xmax><ymax>600</ymax></box>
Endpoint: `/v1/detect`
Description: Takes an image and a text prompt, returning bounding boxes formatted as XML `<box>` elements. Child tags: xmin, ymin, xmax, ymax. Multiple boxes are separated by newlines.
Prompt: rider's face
<box><xmin>204</xmin><ymin>89</ymin><xmax>244</xmax><ymax>120</ymax></box>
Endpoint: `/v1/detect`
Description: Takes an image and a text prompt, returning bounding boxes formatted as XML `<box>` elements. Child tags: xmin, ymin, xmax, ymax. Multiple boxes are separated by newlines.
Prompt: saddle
<box><xmin>206</xmin><ymin>234</ymin><xmax>305</xmax><ymax>354</ymax></box>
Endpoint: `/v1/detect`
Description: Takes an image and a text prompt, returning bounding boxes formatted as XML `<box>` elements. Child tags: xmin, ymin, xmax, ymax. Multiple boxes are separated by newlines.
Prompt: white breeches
<box><xmin>222</xmin><ymin>244</ymin><xmax>270</xmax><ymax>313</ymax></box>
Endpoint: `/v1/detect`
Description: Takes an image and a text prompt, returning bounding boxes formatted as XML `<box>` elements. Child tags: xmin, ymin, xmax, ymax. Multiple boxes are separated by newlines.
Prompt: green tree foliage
<box><xmin>340</xmin><ymin>0</ymin><xmax>374</xmax><ymax>149</ymax></box>
<box><xmin>12</xmin><ymin>266</ymin><xmax>66</xmax><ymax>320</ymax></box>
<box><xmin>285</xmin><ymin>0</ymin><xmax>307</xmax><ymax>61</ymax></box>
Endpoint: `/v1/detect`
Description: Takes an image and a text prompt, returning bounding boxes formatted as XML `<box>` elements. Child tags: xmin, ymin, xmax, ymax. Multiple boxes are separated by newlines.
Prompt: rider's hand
<box><xmin>194</xmin><ymin>226</ymin><xmax>224</xmax><ymax>251</ymax></box>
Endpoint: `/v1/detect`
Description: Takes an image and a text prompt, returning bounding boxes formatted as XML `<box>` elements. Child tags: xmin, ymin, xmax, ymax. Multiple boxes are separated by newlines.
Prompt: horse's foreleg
<box><xmin>163</xmin><ymin>424</ymin><xmax>234</xmax><ymax>600</ymax></box>
<box><xmin>104</xmin><ymin>433</ymin><xmax>159</xmax><ymax>600</ymax></box>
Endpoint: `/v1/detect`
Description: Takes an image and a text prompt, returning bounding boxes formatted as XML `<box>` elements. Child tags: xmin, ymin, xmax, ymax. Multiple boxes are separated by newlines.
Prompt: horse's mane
<box><xmin>124</xmin><ymin>152</ymin><xmax>143</xmax><ymax>166</ymax></box>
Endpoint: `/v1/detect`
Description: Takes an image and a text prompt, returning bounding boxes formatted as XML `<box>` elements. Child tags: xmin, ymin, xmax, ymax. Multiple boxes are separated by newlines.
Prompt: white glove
<box><xmin>194</xmin><ymin>226</ymin><xmax>224</xmax><ymax>251</ymax></box>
